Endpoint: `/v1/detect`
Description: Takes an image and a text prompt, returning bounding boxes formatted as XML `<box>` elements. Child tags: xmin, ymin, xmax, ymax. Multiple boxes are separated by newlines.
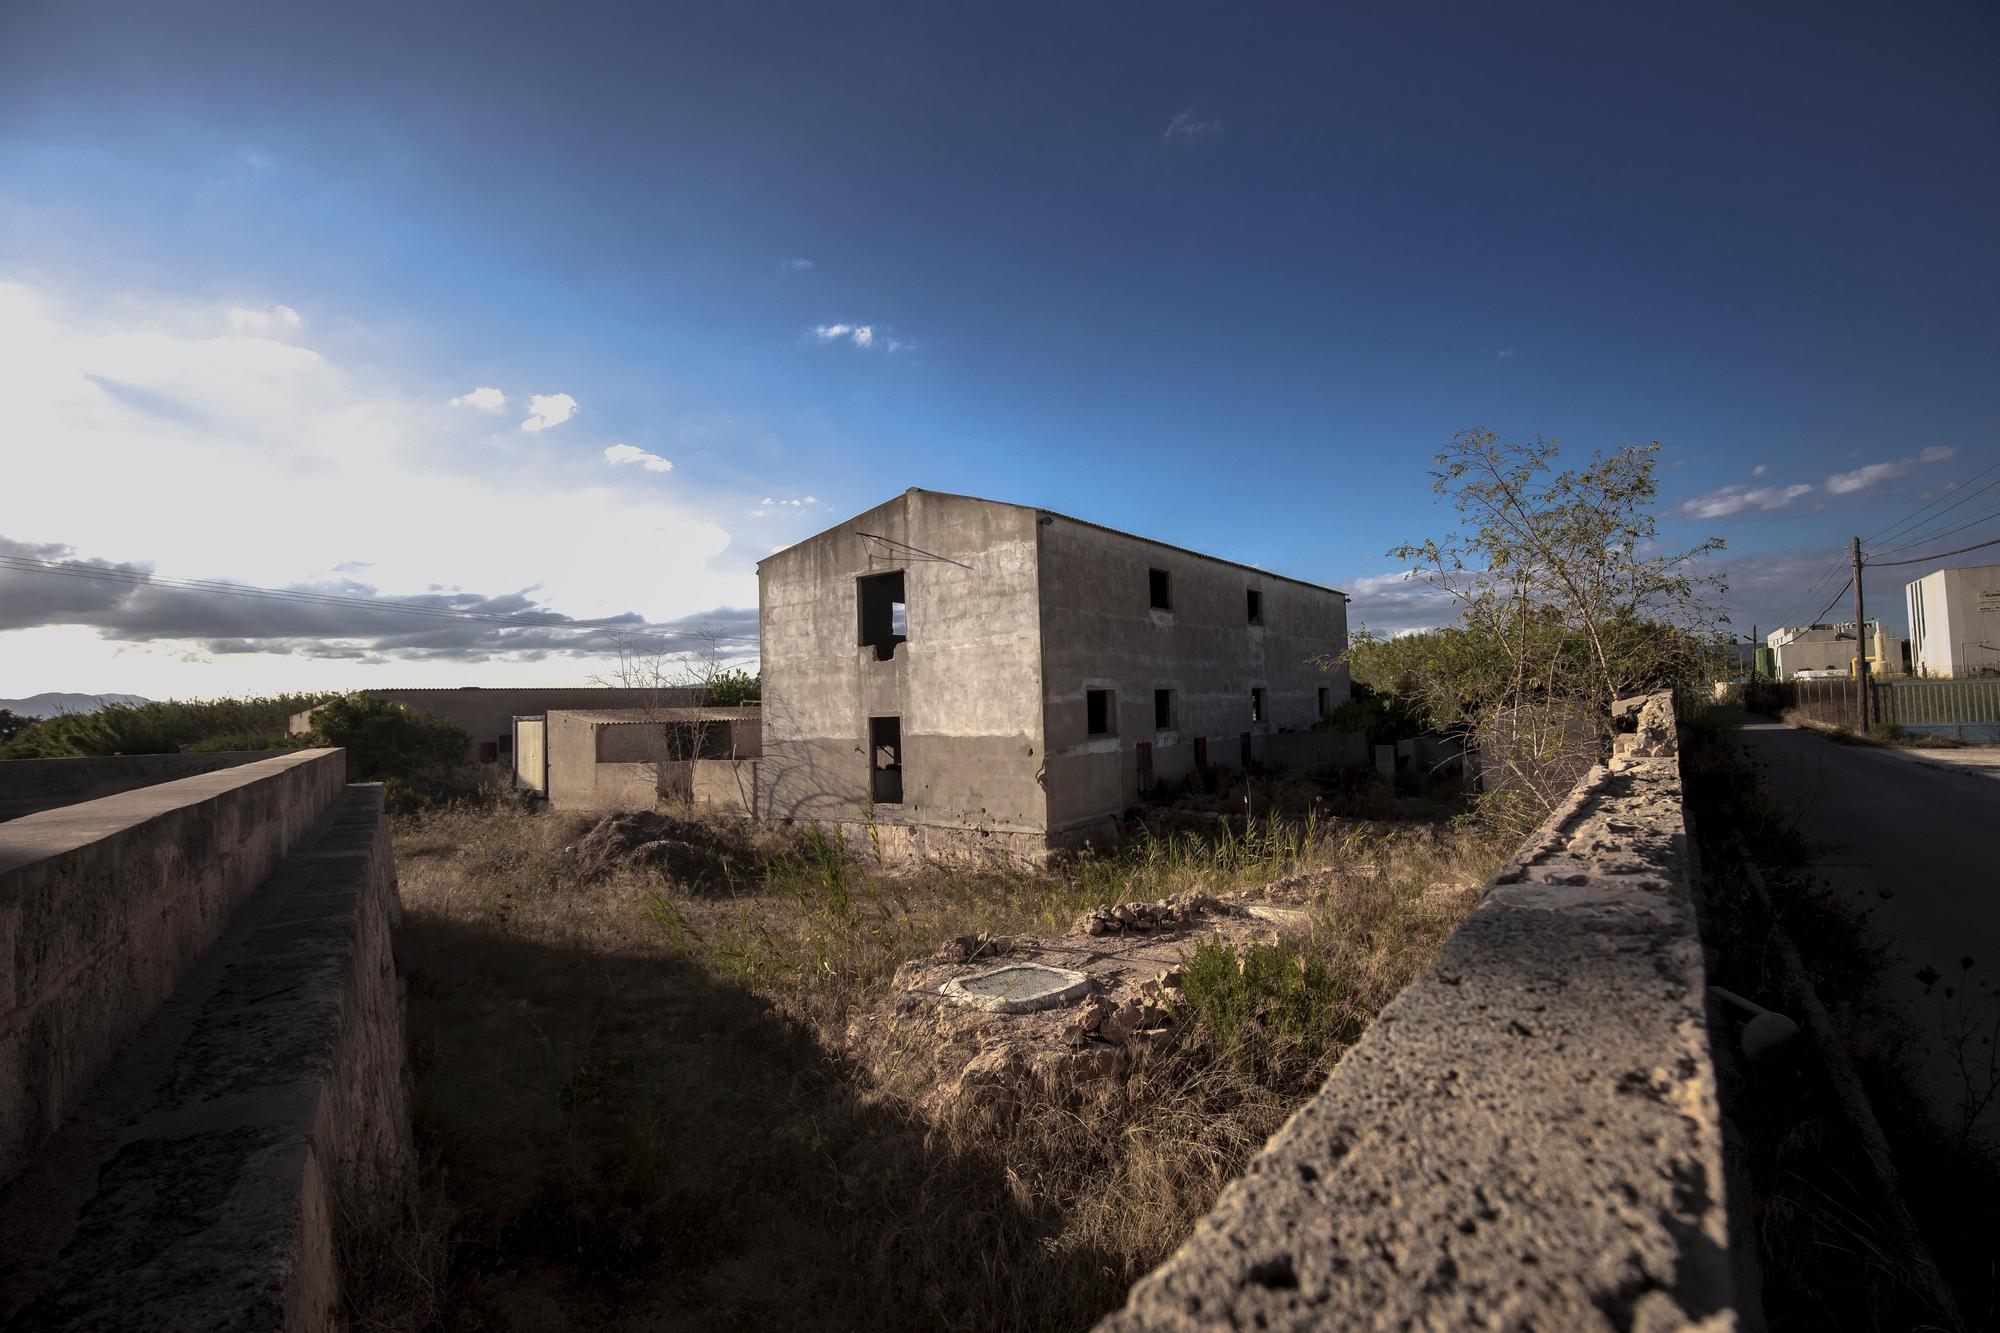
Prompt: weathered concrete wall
<box><xmin>546</xmin><ymin>710</ymin><xmax>660</xmax><ymax>812</ymax></box>
<box><xmin>0</xmin><ymin>783</ymin><xmax>411</xmax><ymax>1330</ymax></box>
<box><xmin>758</xmin><ymin>489</ymin><xmax>1049</xmax><ymax>838</ymax></box>
<box><xmin>289</xmin><ymin>685</ymin><xmax>707</xmax><ymax>764</ymax></box>
<box><xmin>1037</xmin><ymin>514</ymin><xmax>1350</xmax><ymax>839</ymax></box>
<box><xmin>1100</xmin><ymin>693</ymin><xmax>1738</xmax><ymax>1331</ymax></box>
<box><xmin>542</xmin><ymin>709</ymin><xmax>763</xmax><ymax>814</ymax></box>
<box><xmin>0</xmin><ymin>750</ymin><xmax>274</xmax><ymax>823</ymax></box>
<box><xmin>0</xmin><ymin>748</ymin><xmax>346</xmax><ymax>1186</ymax></box>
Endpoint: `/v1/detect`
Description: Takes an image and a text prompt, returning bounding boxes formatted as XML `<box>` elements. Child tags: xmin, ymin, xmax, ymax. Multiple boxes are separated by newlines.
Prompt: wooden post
<box><xmin>1852</xmin><ymin>535</ymin><xmax>1867</xmax><ymax>731</ymax></box>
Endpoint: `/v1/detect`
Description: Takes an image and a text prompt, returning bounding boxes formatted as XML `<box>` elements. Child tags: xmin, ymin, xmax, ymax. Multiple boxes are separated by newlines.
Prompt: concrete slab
<box><xmin>943</xmin><ymin>962</ymin><xmax>1091</xmax><ymax>1013</ymax></box>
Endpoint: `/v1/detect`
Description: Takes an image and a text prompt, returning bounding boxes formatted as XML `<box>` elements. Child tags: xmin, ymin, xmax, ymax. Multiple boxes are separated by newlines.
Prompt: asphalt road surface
<box><xmin>1735</xmin><ymin>718</ymin><xmax>2000</xmax><ymax>1142</ymax></box>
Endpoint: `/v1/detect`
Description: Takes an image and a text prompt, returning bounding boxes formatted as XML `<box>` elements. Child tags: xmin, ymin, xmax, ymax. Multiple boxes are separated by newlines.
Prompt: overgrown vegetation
<box><xmin>303</xmin><ymin>694</ymin><xmax>479</xmax><ymax>812</ymax></box>
<box><xmin>1349</xmin><ymin>428</ymin><xmax>1727</xmax><ymax>833</ymax></box>
<box><xmin>0</xmin><ymin>693</ymin><xmax>327</xmax><ymax>758</ymax></box>
<box><xmin>355</xmin><ymin>791</ymin><xmax>1494</xmax><ymax>1332</ymax></box>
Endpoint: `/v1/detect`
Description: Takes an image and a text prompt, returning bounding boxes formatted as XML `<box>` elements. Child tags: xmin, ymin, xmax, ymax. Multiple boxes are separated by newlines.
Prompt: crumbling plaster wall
<box><xmin>1099</xmin><ymin>693</ymin><xmax>1738</xmax><ymax>1331</ymax></box>
<box><xmin>1037</xmin><ymin>516</ymin><xmax>1350</xmax><ymax>839</ymax></box>
<box><xmin>758</xmin><ymin>490</ymin><xmax>1048</xmax><ymax>840</ymax></box>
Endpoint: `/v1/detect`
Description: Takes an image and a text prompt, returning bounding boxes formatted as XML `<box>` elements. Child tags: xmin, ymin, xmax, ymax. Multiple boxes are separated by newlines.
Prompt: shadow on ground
<box><xmin>351</xmin><ymin>908</ymin><xmax>1128</xmax><ymax>1333</ymax></box>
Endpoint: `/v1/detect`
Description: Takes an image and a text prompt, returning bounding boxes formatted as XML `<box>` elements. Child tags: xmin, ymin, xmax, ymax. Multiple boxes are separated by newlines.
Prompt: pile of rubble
<box><xmin>1074</xmin><ymin>890</ymin><xmax>1238</xmax><ymax>936</ymax></box>
<box><xmin>562</xmin><ymin>810</ymin><xmax>748</xmax><ymax>887</ymax></box>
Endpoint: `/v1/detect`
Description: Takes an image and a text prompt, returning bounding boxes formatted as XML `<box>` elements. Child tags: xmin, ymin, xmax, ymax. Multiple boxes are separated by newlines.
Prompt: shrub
<box><xmin>306</xmin><ymin>694</ymin><xmax>477</xmax><ymax>812</ymax></box>
<box><xmin>1175</xmin><ymin>936</ymin><xmax>1362</xmax><ymax>1088</ymax></box>
<box><xmin>0</xmin><ymin>694</ymin><xmax>329</xmax><ymax>759</ymax></box>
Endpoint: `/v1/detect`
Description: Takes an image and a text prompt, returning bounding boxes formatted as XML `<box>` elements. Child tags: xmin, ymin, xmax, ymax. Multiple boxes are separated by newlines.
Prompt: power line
<box><xmin>1862</xmin><ymin>460</ymin><xmax>2000</xmax><ymax>547</ymax></box>
<box><xmin>1865</xmin><ymin>475</ymin><xmax>2000</xmax><ymax>555</ymax></box>
<box><xmin>1799</xmin><ymin>575</ymin><xmax>1853</xmax><ymax>628</ymax></box>
<box><xmin>1868</xmin><ymin>502</ymin><xmax>2000</xmax><ymax>560</ymax></box>
<box><xmin>0</xmin><ymin>553</ymin><xmax>751</xmax><ymax>644</ymax></box>
<box><xmin>1864</xmin><ymin>535</ymin><xmax>2000</xmax><ymax>570</ymax></box>
<box><xmin>1771</xmin><ymin>554</ymin><xmax>1852</xmax><ymax>629</ymax></box>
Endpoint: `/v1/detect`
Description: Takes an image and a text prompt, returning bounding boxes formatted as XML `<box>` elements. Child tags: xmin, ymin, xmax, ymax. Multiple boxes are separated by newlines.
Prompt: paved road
<box><xmin>1735</xmin><ymin>719</ymin><xmax>2000</xmax><ymax>1140</ymax></box>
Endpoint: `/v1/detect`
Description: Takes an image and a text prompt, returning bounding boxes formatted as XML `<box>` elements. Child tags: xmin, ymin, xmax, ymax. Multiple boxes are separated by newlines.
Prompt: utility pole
<box><xmin>1852</xmin><ymin>535</ymin><xmax>1867</xmax><ymax>731</ymax></box>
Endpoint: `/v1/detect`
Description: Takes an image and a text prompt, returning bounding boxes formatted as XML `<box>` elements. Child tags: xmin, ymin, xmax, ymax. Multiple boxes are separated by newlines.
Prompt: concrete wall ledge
<box><xmin>0</xmin><ymin>748</ymin><xmax>347</xmax><ymax>1185</ymax></box>
<box><xmin>1099</xmin><ymin>693</ymin><xmax>1737</xmax><ymax>1331</ymax></box>
<box><xmin>0</xmin><ymin>750</ymin><xmax>286</xmax><ymax>823</ymax></box>
<box><xmin>0</xmin><ymin>783</ymin><xmax>410</xmax><ymax>1331</ymax></box>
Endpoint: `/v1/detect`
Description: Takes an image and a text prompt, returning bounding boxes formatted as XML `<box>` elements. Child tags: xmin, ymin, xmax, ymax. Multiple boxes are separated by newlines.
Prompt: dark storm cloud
<box><xmin>0</xmin><ymin>535</ymin><xmax>757</xmax><ymax>663</ymax></box>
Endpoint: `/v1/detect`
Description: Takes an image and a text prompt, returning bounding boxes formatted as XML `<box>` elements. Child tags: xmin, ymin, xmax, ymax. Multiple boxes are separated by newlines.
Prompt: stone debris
<box><xmin>932</xmin><ymin>931</ymin><xmax>1013</xmax><ymax>964</ymax></box>
<box><xmin>1076</xmin><ymin>890</ymin><xmax>1238</xmax><ymax>937</ymax></box>
<box><xmin>563</xmin><ymin>810</ymin><xmax>745</xmax><ymax>886</ymax></box>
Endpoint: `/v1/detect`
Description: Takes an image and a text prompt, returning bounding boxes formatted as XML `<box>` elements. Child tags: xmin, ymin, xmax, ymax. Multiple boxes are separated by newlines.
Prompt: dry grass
<box><xmin>349</xmin><ymin>794</ymin><xmax>1494</xmax><ymax>1332</ymax></box>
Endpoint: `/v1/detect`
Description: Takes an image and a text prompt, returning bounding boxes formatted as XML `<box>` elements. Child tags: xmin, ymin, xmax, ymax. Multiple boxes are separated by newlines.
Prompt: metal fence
<box><xmin>1778</xmin><ymin>677</ymin><xmax>2000</xmax><ymax>729</ymax></box>
<box><xmin>1878</xmin><ymin>678</ymin><xmax>2000</xmax><ymax>727</ymax></box>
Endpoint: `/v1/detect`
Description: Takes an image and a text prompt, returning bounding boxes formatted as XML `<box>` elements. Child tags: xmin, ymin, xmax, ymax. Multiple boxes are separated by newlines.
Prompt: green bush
<box><xmin>704</xmin><ymin>669</ymin><xmax>761</xmax><ymax>706</ymax></box>
<box><xmin>305</xmin><ymin>694</ymin><xmax>478</xmax><ymax>812</ymax></box>
<box><xmin>1173</xmin><ymin>936</ymin><xmax>1363</xmax><ymax>1088</ymax></box>
<box><xmin>0</xmin><ymin>694</ymin><xmax>329</xmax><ymax>759</ymax></box>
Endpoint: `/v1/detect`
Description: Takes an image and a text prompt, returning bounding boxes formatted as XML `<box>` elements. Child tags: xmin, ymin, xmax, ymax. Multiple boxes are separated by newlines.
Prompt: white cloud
<box><xmin>1823</xmin><ymin>446</ymin><xmax>1956</xmax><ymax>496</ymax></box>
<box><xmin>603</xmin><ymin>443</ymin><xmax>672</xmax><ymax>473</ymax></box>
<box><xmin>1678</xmin><ymin>482</ymin><xmax>1816</xmax><ymax>519</ymax></box>
<box><xmin>448</xmin><ymin>386</ymin><xmax>506</xmax><ymax>412</ymax></box>
<box><xmin>226</xmin><ymin>304</ymin><xmax>302</xmax><ymax>336</ymax></box>
<box><xmin>1495</xmin><ymin>349</ymin><xmax>1517</xmax><ymax>360</ymax></box>
<box><xmin>1751</xmin><ymin>463</ymin><xmax>1767</xmax><ymax>477</ymax></box>
<box><xmin>812</xmin><ymin>323</ymin><xmax>881</xmax><ymax>349</ymax></box>
<box><xmin>749</xmin><ymin>495</ymin><xmax>819</xmax><ymax>517</ymax></box>
<box><xmin>781</xmin><ymin>257</ymin><xmax>814</xmax><ymax>271</ymax></box>
<box><xmin>0</xmin><ymin>279</ymin><xmax>751</xmax><ymax>695</ymax></box>
<box><xmin>1824</xmin><ymin>462</ymin><xmax>1903</xmax><ymax>495</ymax></box>
<box><xmin>521</xmin><ymin>391</ymin><xmax>578</xmax><ymax>432</ymax></box>
<box><xmin>1164</xmin><ymin>110</ymin><xmax>1221</xmax><ymax>141</ymax></box>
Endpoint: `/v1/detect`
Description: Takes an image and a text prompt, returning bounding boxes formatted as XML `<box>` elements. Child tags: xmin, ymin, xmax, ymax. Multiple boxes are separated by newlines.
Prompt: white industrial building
<box><xmin>1905</xmin><ymin>563</ymin><xmax>2000</xmax><ymax>677</ymax></box>
<box><xmin>1764</xmin><ymin>621</ymin><xmax>1907</xmax><ymax>680</ymax></box>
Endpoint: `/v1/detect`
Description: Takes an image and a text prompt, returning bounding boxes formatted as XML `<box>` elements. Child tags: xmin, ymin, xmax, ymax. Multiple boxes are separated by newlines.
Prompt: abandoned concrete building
<box><xmin>287</xmin><ymin>685</ymin><xmax>704</xmax><ymax>766</ymax></box>
<box><xmin>515</xmin><ymin>706</ymin><xmax>763</xmax><ymax>813</ymax></box>
<box><xmin>757</xmin><ymin>489</ymin><xmax>1357</xmax><ymax>859</ymax></box>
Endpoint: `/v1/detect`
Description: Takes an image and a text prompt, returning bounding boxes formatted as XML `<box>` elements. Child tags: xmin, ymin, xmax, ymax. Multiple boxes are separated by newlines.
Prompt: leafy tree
<box><xmin>1377</xmin><ymin>429</ymin><xmax>1725</xmax><ymax>826</ymax></box>
<box><xmin>0</xmin><ymin>709</ymin><xmax>36</xmax><ymax>747</ymax></box>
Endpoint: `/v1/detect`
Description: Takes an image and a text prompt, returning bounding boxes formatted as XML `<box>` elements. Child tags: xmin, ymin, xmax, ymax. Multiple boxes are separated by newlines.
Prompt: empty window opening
<box><xmin>869</xmin><ymin>715</ymin><xmax>903</xmax><ymax>805</ymax></box>
<box><xmin>1154</xmin><ymin>688</ymin><xmax>1175</xmax><ymax>730</ymax></box>
<box><xmin>1317</xmin><ymin>686</ymin><xmax>1331</xmax><ymax>716</ymax></box>
<box><xmin>858</xmin><ymin>570</ymin><xmax>907</xmax><ymax>661</ymax></box>
<box><xmin>1247</xmin><ymin>589</ymin><xmax>1263</xmax><ymax>624</ymax></box>
<box><xmin>1087</xmin><ymin>689</ymin><xmax>1115</xmax><ymax>737</ymax></box>
<box><xmin>1149</xmin><ymin>568</ymin><xmax>1173</xmax><ymax>611</ymax></box>
<box><xmin>1250</xmin><ymin>687</ymin><xmax>1266</xmax><ymax>724</ymax></box>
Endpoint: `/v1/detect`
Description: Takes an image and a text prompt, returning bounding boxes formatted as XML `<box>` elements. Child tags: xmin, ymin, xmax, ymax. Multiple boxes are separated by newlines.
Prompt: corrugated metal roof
<box><xmin>547</xmin><ymin>707</ymin><xmax>763</xmax><ymax>724</ymax></box>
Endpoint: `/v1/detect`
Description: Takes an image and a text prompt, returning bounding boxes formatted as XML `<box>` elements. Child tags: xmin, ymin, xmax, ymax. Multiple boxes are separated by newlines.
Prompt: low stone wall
<box><xmin>0</xmin><ymin>783</ymin><xmax>410</xmax><ymax>1330</ymax></box>
<box><xmin>0</xmin><ymin>748</ymin><xmax>346</xmax><ymax>1185</ymax></box>
<box><xmin>0</xmin><ymin>750</ymin><xmax>276</xmax><ymax>822</ymax></box>
<box><xmin>1099</xmin><ymin>692</ymin><xmax>1738</xmax><ymax>1330</ymax></box>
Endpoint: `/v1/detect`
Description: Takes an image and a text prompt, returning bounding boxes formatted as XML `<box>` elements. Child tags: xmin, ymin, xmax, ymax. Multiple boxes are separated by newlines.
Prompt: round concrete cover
<box><xmin>942</xmin><ymin>962</ymin><xmax>1091</xmax><ymax>1013</ymax></box>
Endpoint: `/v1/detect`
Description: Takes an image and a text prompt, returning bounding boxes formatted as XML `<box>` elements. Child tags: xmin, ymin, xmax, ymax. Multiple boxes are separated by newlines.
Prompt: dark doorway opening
<box><xmin>869</xmin><ymin>715</ymin><xmax>903</xmax><ymax>805</ymax></box>
<box><xmin>858</xmin><ymin>571</ymin><xmax>907</xmax><ymax>661</ymax></box>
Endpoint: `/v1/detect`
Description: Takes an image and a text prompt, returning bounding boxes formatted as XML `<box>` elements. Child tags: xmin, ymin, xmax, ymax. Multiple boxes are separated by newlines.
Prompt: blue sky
<box><xmin>2</xmin><ymin>1</ymin><xmax>1996</xmax><ymax>696</ymax></box>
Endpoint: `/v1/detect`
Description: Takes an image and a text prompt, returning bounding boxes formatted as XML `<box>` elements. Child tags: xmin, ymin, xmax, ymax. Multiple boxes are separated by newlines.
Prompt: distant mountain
<box><xmin>0</xmin><ymin>692</ymin><xmax>150</xmax><ymax>718</ymax></box>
